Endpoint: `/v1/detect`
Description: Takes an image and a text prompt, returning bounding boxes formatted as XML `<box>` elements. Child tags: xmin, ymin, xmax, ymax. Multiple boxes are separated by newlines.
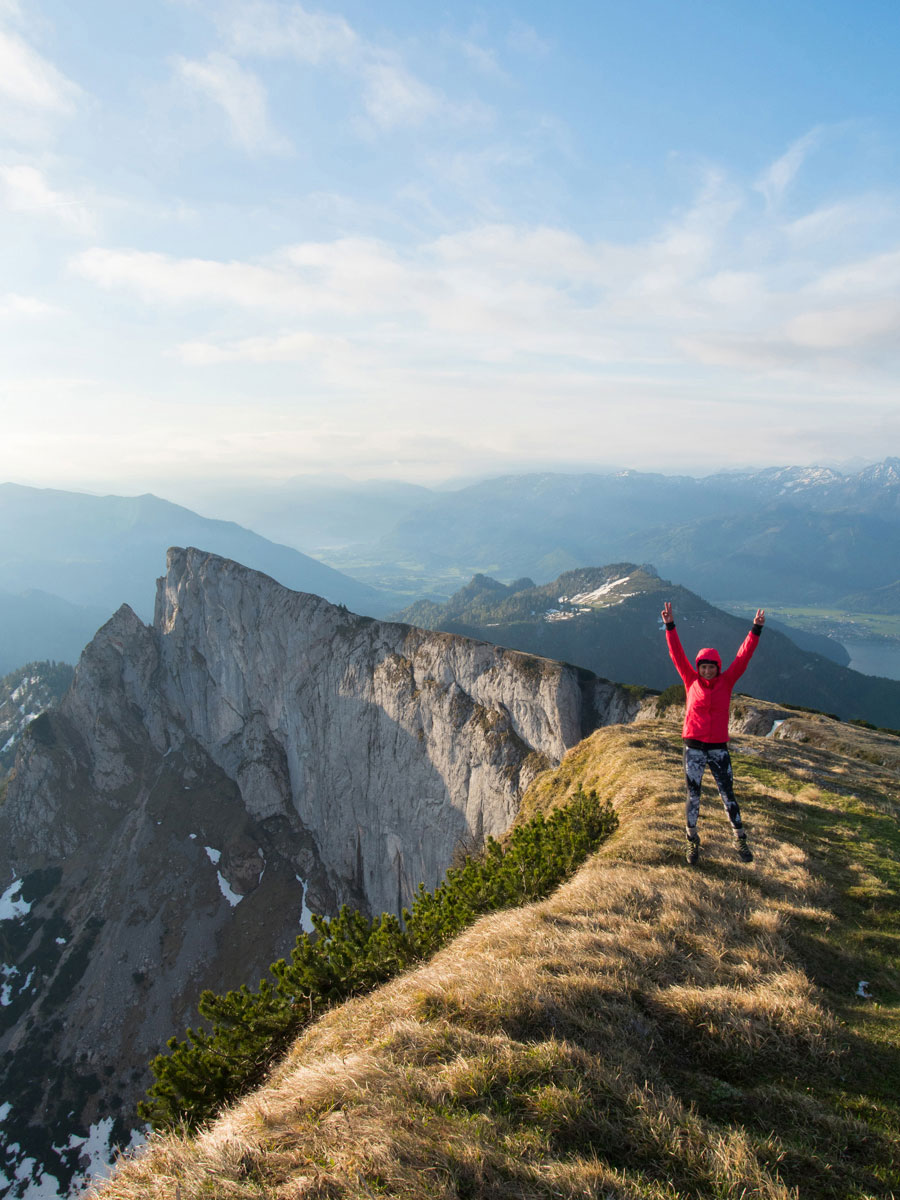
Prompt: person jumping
<box><xmin>660</xmin><ymin>600</ymin><xmax>765</xmax><ymax>865</ymax></box>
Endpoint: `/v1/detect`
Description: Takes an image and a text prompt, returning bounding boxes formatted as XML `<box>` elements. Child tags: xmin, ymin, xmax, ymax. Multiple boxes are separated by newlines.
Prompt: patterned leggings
<box><xmin>683</xmin><ymin>746</ymin><xmax>743</xmax><ymax>836</ymax></box>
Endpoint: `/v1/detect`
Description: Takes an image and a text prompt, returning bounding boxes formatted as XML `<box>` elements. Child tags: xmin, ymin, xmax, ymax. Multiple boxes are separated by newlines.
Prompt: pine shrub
<box><xmin>139</xmin><ymin>787</ymin><xmax>616</xmax><ymax>1132</ymax></box>
<box><xmin>655</xmin><ymin>683</ymin><xmax>685</xmax><ymax>716</ymax></box>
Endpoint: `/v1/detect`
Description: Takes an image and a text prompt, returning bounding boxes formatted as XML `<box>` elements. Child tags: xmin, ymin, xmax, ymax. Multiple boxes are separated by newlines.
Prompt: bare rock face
<box><xmin>0</xmin><ymin>548</ymin><xmax>639</xmax><ymax>1197</ymax></box>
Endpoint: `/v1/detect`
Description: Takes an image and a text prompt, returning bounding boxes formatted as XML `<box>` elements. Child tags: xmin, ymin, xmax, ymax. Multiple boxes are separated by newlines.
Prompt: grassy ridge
<box><xmin>94</xmin><ymin>721</ymin><xmax>900</xmax><ymax>1199</ymax></box>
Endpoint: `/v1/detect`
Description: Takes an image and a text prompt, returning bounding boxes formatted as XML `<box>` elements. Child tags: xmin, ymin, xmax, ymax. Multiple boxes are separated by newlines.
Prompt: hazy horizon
<box><xmin>1</xmin><ymin>452</ymin><xmax>890</xmax><ymax>518</ymax></box>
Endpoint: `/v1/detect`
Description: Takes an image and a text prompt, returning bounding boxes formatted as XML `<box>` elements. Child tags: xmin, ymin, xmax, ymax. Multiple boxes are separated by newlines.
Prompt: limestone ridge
<box><xmin>151</xmin><ymin>548</ymin><xmax>637</xmax><ymax>913</ymax></box>
<box><xmin>0</xmin><ymin>547</ymin><xmax>639</xmax><ymax>1197</ymax></box>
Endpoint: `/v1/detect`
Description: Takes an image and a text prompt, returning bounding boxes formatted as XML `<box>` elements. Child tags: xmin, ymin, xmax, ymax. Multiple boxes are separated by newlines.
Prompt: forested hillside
<box><xmin>397</xmin><ymin>565</ymin><xmax>900</xmax><ymax>728</ymax></box>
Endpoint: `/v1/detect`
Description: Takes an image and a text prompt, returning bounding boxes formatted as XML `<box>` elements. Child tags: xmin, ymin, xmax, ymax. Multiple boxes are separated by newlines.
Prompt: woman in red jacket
<box><xmin>660</xmin><ymin>600</ymin><xmax>765</xmax><ymax>865</ymax></box>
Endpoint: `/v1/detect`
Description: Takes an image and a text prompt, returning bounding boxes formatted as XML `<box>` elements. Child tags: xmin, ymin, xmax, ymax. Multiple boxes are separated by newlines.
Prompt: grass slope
<box><xmin>92</xmin><ymin>720</ymin><xmax>900</xmax><ymax>1199</ymax></box>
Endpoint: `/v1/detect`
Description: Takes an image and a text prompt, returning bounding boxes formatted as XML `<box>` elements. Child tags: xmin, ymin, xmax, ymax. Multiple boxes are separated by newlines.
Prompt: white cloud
<box><xmin>220</xmin><ymin>0</ymin><xmax>359</xmax><ymax>64</ymax></box>
<box><xmin>677</xmin><ymin>334</ymin><xmax>810</xmax><ymax>372</ymax></box>
<box><xmin>755</xmin><ymin>127</ymin><xmax>824</xmax><ymax>208</ymax></box>
<box><xmin>423</xmin><ymin>142</ymin><xmax>537</xmax><ymax>218</ymax></box>
<box><xmin>786</xmin><ymin>301</ymin><xmax>900</xmax><ymax>350</ymax></box>
<box><xmin>71</xmin><ymin>247</ymin><xmax>312</xmax><ymax>309</ymax></box>
<box><xmin>361</xmin><ymin>60</ymin><xmax>439</xmax><ymax>129</ymax></box>
<box><xmin>175</xmin><ymin>52</ymin><xmax>291</xmax><ymax>154</ymax></box>
<box><xmin>179</xmin><ymin>330</ymin><xmax>351</xmax><ymax>363</ymax></box>
<box><xmin>0</xmin><ymin>27</ymin><xmax>80</xmax><ymax>116</ymax></box>
<box><xmin>811</xmin><ymin>248</ymin><xmax>900</xmax><ymax>297</ymax></box>
<box><xmin>0</xmin><ymin>291</ymin><xmax>59</xmax><ymax>317</ymax></box>
<box><xmin>0</xmin><ymin>164</ymin><xmax>94</xmax><ymax>234</ymax></box>
<box><xmin>213</xmin><ymin>0</ymin><xmax>461</xmax><ymax>133</ymax></box>
<box><xmin>450</xmin><ymin>36</ymin><xmax>503</xmax><ymax>78</ymax></box>
<box><xmin>506</xmin><ymin>22</ymin><xmax>551</xmax><ymax>57</ymax></box>
<box><xmin>70</xmin><ymin>160</ymin><xmax>900</xmax><ymax>391</ymax></box>
<box><xmin>703</xmin><ymin>271</ymin><xmax>766</xmax><ymax>308</ymax></box>
<box><xmin>431</xmin><ymin>224</ymin><xmax>587</xmax><ymax>274</ymax></box>
<box><xmin>782</xmin><ymin>197</ymin><xmax>896</xmax><ymax>245</ymax></box>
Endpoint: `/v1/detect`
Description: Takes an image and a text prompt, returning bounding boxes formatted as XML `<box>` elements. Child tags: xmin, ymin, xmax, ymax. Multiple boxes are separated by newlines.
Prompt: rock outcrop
<box><xmin>0</xmin><ymin>548</ymin><xmax>640</xmax><ymax>1198</ymax></box>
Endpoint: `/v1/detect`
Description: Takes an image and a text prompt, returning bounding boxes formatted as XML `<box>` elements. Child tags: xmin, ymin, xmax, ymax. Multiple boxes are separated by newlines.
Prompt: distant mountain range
<box><xmin>395</xmin><ymin>564</ymin><xmax>900</xmax><ymax>729</ymax></box>
<box><xmin>0</xmin><ymin>590</ymin><xmax>109</xmax><ymax>677</ymax></box>
<box><xmin>325</xmin><ymin>459</ymin><xmax>900</xmax><ymax>610</ymax></box>
<box><xmin>190</xmin><ymin>474</ymin><xmax>433</xmax><ymax>555</ymax></box>
<box><xmin>4</xmin><ymin>459</ymin><xmax>900</xmax><ymax>676</ymax></box>
<box><xmin>0</xmin><ymin>484</ymin><xmax>398</xmax><ymax>672</ymax></box>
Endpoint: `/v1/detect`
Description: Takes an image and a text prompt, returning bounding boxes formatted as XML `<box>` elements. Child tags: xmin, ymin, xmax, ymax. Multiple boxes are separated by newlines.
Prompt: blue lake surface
<box><xmin>844</xmin><ymin>639</ymin><xmax>900</xmax><ymax>682</ymax></box>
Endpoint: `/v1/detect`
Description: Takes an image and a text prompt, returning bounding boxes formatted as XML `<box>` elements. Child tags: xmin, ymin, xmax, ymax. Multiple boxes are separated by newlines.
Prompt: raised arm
<box><xmin>722</xmin><ymin>608</ymin><xmax>766</xmax><ymax>683</ymax></box>
<box><xmin>661</xmin><ymin>601</ymin><xmax>695</xmax><ymax>685</ymax></box>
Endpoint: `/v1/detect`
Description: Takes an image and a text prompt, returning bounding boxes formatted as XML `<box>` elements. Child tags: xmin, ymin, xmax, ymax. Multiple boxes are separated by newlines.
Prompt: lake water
<box><xmin>843</xmin><ymin>639</ymin><xmax>900</xmax><ymax>682</ymax></box>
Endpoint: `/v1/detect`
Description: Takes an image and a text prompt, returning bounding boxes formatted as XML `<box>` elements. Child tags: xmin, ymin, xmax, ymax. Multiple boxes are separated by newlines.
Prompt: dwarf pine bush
<box><xmin>139</xmin><ymin>786</ymin><xmax>616</xmax><ymax>1132</ymax></box>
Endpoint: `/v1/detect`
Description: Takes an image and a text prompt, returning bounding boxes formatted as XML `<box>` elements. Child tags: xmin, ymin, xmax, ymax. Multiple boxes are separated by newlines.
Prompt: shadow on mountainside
<box><xmin>92</xmin><ymin>722</ymin><xmax>900</xmax><ymax>1200</ymax></box>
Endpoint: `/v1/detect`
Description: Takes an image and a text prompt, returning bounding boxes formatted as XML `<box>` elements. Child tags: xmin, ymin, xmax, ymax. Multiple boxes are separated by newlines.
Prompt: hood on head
<box><xmin>695</xmin><ymin>647</ymin><xmax>721</xmax><ymax>673</ymax></box>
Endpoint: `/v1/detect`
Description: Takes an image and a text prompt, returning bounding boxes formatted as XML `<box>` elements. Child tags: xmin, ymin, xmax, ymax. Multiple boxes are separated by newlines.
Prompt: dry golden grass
<box><xmin>90</xmin><ymin>722</ymin><xmax>900</xmax><ymax>1200</ymax></box>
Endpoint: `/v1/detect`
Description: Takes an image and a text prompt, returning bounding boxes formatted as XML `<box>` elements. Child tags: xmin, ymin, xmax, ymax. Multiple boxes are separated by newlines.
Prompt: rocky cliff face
<box><xmin>0</xmin><ymin>548</ymin><xmax>639</xmax><ymax>1198</ymax></box>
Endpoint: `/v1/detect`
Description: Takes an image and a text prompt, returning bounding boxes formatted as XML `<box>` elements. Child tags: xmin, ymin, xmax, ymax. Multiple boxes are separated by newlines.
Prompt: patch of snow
<box><xmin>0</xmin><ymin>1151</ymin><xmax>66</xmax><ymax>1200</ymax></box>
<box><xmin>56</xmin><ymin>1117</ymin><xmax>112</xmax><ymax>1179</ymax></box>
<box><xmin>216</xmin><ymin>872</ymin><xmax>243</xmax><ymax>907</ymax></box>
<box><xmin>203</xmin><ymin>846</ymin><xmax>241</xmax><ymax>904</ymax></box>
<box><xmin>189</xmin><ymin>832</ymin><xmax>197</xmax><ymax>839</ymax></box>
<box><xmin>54</xmin><ymin>937</ymin><xmax>66</xmax><ymax>946</ymax></box>
<box><xmin>80</xmin><ymin>1122</ymin><xmax>146</xmax><ymax>1193</ymax></box>
<box><xmin>1</xmin><ymin>962</ymin><xmax>19</xmax><ymax>1006</ymax></box>
<box><xmin>568</xmin><ymin>574</ymin><xmax>633</xmax><ymax>605</ymax></box>
<box><xmin>544</xmin><ymin>610</ymin><xmax>577</xmax><ymax>622</ymax></box>
<box><xmin>295</xmin><ymin>875</ymin><xmax>316</xmax><ymax>933</ymax></box>
<box><xmin>27</xmin><ymin>1117</ymin><xmax>146</xmax><ymax>1199</ymax></box>
<box><xmin>0</xmin><ymin>879</ymin><xmax>31</xmax><ymax>922</ymax></box>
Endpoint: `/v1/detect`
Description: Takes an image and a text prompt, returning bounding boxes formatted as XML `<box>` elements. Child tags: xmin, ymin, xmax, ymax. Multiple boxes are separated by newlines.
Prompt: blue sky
<box><xmin>2</xmin><ymin>0</ymin><xmax>899</xmax><ymax>500</ymax></box>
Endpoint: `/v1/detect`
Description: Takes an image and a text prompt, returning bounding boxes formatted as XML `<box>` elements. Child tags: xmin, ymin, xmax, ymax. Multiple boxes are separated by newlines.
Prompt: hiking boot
<box><xmin>686</xmin><ymin>833</ymin><xmax>700</xmax><ymax>865</ymax></box>
<box><xmin>734</xmin><ymin>833</ymin><xmax>753</xmax><ymax>863</ymax></box>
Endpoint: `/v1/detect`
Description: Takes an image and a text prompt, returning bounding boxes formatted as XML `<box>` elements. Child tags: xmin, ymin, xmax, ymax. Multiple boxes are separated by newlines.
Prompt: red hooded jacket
<box><xmin>665</xmin><ymin>624</ymin><xmax>761</xmax><ymax>743</ymax></box>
